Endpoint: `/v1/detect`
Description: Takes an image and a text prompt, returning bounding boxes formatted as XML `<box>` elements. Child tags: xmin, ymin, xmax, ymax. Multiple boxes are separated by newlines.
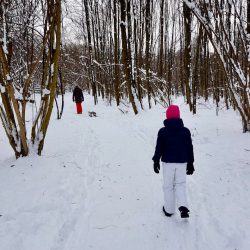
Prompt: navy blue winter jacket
<box><xmin>152</xmin><ymin>118</ymin><xmax>194</xmax><ymax>163</ymax></box>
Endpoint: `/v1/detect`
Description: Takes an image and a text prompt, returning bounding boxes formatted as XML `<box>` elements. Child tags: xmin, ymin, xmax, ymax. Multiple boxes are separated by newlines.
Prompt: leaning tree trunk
<box><xmin>0</xmin><ymin>0</ymin><xmax>62</xmax><ymax>158</ymax></box>
<box><xmin>35</xmin><ymin>0</ymin><xmax>62</xmax><ymax>155</ymax></box>
<box><xmin>184</xmin><ymin>0</ymin><xmax>250</xmax><ymax>132</ymax></box>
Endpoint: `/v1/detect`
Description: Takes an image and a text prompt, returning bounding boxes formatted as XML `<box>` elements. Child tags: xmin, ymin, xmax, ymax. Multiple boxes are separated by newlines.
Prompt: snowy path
<box><xmin>0</xmin><ymin>95</ymin><xmax>250</xmax><ymax>250</ymax></box>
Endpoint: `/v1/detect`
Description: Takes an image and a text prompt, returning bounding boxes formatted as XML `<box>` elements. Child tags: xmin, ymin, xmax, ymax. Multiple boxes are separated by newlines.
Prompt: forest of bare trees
<box><xmin>0</xmin><ymin>0</ymin><xmax>250</xmax><ymax>157</ymax></box>
<box><xmin>63</xmin><ymin>0</ymin><xmax>250</xmax><ymax>130</ymax></box>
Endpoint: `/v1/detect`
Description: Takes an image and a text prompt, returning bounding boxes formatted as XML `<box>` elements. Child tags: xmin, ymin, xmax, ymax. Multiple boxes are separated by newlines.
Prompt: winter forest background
<box><xmin>0</xmin><ymin>0</ymin><xmax>249</xmax><ymax>157</ymax></box>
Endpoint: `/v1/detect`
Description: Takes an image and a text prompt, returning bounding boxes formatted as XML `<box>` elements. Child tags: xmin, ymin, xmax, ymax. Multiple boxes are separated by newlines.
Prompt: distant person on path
<box><xmin>73</xmin><ymin>86</ymin><xmax>84</xmax><ymax>114</ymax></box>
<box><xmin>152</xmin><ymin>105</ymin><xmax>194</xmax><ymax>218</ymax></box>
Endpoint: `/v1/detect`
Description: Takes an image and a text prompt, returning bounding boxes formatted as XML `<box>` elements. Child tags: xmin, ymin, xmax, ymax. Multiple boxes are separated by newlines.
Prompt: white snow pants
<box><xmin>162</xmin><ymin>162</ymin><xmax>188</xmax><ymax>214</ymax></box>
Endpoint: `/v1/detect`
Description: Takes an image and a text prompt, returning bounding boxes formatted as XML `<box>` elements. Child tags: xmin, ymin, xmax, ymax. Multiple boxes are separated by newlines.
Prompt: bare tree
<box><xmin>119</xmin><ymin>0</ymin><xmax>138</xmax><ymax>114</ymax></box>
<box><xmin>183</xmin><ymin>0</ymin><xmax>192</xmax><ymax>111</ymax></box>
<box><xmin>0</xmin><ymin>0</ymin><xmax>61</xmax><ymax>157</ymax></box>
<box><xmin>83</xmin><ymin>0</ymin><xmax>97</xmax><ymax>104</ymax></box>
<box><xmin>145</xmin><ymin>0</ymin><xmax>151</xmax><ymax>108</ymax></box>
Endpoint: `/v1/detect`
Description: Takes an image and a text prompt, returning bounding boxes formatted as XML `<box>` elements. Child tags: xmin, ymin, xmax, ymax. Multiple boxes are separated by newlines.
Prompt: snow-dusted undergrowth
<box><xmin>0</xmin><ymin>94</ymin><xmax>250</xmax><ymax>250</ymax></box>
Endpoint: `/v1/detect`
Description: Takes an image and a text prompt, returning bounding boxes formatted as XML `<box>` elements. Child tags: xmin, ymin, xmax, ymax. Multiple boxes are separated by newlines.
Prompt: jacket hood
<box><xmin>163</xmin><ymin>118</ymin><xmax>184</xmax><ymax>130</ymax></box>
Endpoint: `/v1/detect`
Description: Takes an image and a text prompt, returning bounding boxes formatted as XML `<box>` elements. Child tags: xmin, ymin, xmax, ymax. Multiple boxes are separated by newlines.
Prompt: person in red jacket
<box><xmin>72</xmin><ymin>86</ymin><xmax>84</xmax><ymax>114</ymax></box>
<box><xmin>152</xmin><ymin>105</ymin><xmax>194</xmax><ymax>218</ymax></box>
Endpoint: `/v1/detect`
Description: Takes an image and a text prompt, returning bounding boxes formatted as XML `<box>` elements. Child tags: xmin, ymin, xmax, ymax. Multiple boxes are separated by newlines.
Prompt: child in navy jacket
<box><xmin>152</xmin><ymin>105</ymin><xmax>194</xmax><ymax>218</ymax></box>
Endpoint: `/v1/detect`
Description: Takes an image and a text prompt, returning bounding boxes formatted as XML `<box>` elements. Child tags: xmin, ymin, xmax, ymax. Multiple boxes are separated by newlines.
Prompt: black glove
<box><xmin>186</xmin><ymin>162</ymin><xmax>195</xmax><ymax>175</ymax></box>
<box><xmin>154</xmin><ymin>161</ymin><xmax>160</xmax><ymax>174</ymax></box>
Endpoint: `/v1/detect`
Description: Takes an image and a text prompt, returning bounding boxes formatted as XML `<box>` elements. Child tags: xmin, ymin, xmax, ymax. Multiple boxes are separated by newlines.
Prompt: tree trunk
<box><xmin>84</xmin><ymin>0</ymin><xmax>98</xmax><ymax>104</ymax></box>
<box><xmin>183</xmin><ymin>1</ymin><xmax>192</xmax><ymax>111</ymax></box>
<box><xmin>114</xmin><ymin>0</ymin><xmax>120</xmax><ymax>106</ymax></box>
<box><xmin>145</xmin><ymin>0</ymin><xmax>151</xmax><ymax>108</ymax></box>
<box><xmin>119</xmin><ymin>0</ymin><xmax>138</xmax><ymax>114</ymax></box>
<box><xmin>37</xmin><ymin>0</ymin><xmax>62</xmax><ymax>155</ymax></box>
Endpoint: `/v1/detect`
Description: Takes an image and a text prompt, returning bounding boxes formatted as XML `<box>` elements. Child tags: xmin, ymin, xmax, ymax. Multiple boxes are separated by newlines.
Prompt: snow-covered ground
<box><xmin>0</xmin><ymin>94</ymin><xmax>250</xmax><ymax>250</ymax></box>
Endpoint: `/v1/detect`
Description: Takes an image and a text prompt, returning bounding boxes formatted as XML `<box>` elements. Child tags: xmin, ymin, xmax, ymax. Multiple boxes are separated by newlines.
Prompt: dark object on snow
<box><xmin>162</xmin><ymin>206</ymin><xmax>173</xmax><ymax>217</ymax></box>
<box><xmin>152</xmin><ymin>118</ymin><xmax>194</xmax><ymax>163</ymax></box>
<box><xmin>153</xmin><ymin>161</ymin><xmax>160</xmax><ymax>174</ymax></box>
<box><xmin>186</xmin><ymin>162</ymin><xmax>195</xmax><ymax>175</ymax></box>
<box><xmin>72</xmin><ymin>86</ymin><xmax>84</xmax><ymax>103</ymax></box>
<box><xmin>179</xmin><ymin>206</ymin><xmax>189</xmax><ymax>218</ymax></box>
<box><xmin>88</xmin><ymin>111</ymin><xmax>97</xmax><ymax>117</ymax></box>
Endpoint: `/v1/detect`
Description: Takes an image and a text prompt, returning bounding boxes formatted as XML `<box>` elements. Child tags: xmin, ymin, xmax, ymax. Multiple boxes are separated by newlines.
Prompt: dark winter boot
<box><xmin>162</xmin><ymin>206</ymin><xmax>173</xmax><ymax>217</ymax></box>
<box><xmin>179</xmin><ymin>206</ymin><xmax>190</xmax><ymax>218</ymax></box>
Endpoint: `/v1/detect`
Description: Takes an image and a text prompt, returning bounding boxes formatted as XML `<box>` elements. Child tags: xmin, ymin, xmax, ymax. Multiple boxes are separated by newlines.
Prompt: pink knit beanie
<box><xmin>166</xmin><ymin>105</ymin><xmax>180</xmax><ymax>119</ymax></box>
